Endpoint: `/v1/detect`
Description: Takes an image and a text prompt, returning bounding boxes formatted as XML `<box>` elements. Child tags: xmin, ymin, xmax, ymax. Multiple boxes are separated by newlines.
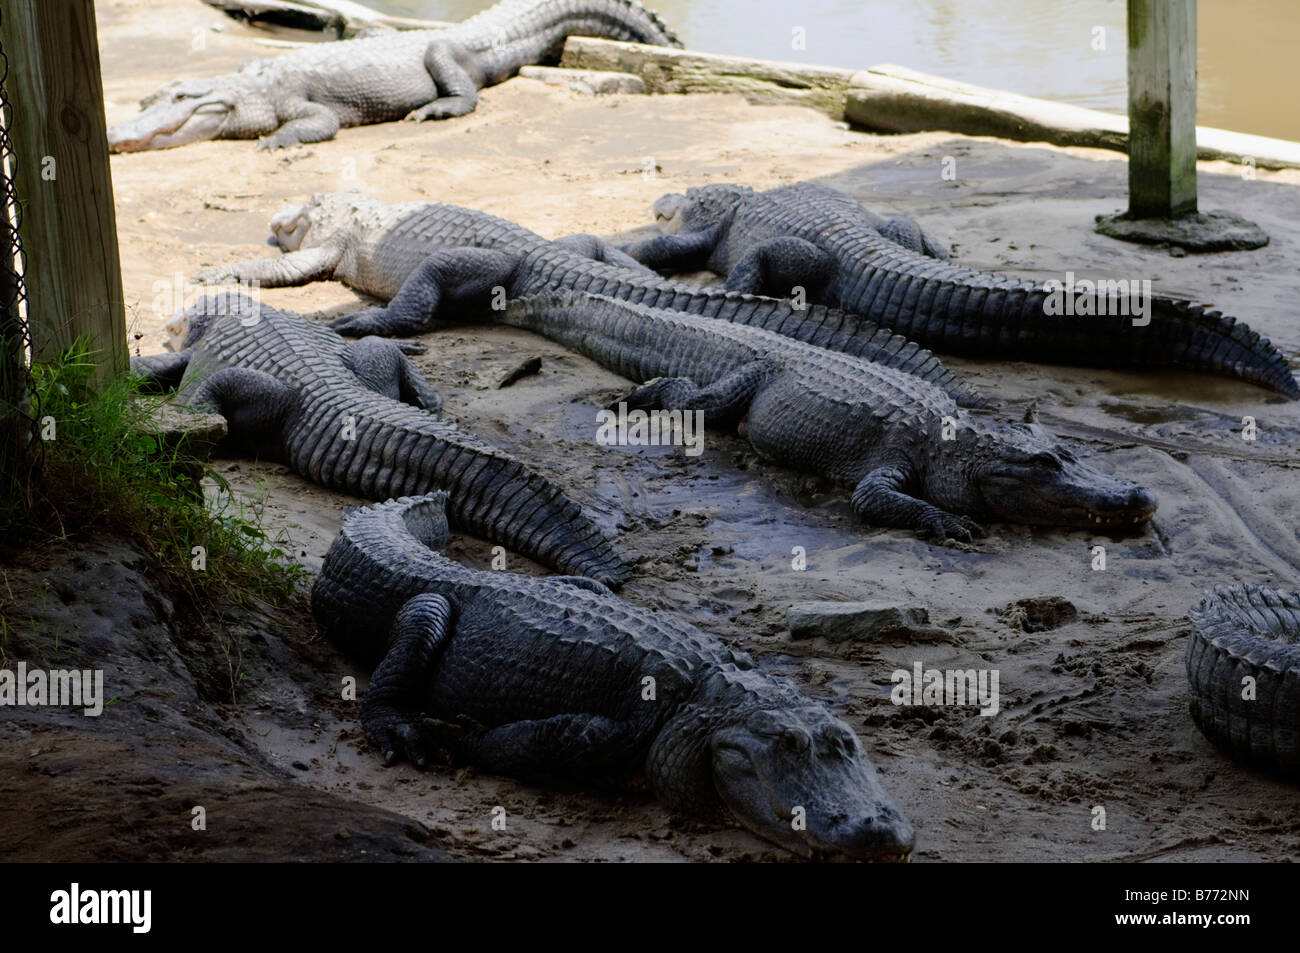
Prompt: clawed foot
<box><xmin>917</xmin><ymin>512</ymin><xmax>986</xmax><ymax>544</ymax></box>
<box><xmin>191</xmin><ymin>264</ymin><xmax>242</xmax><ymax>285</ymax></box>
<box><xmin>362</xmin><ymin>708</ymin><xmax>464</xmax><ymax>768</ymax></box>
<box><xmin>329</xmin><ymin>307</ymin><xmax>392</xmax><ymax>337</ymax></box>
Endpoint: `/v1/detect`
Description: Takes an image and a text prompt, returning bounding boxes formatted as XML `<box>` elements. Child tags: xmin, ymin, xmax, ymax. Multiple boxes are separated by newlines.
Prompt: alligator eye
<box><xmin>1030</xmin><ymin>452</ymin><xmax>1061</xmax><ymax>470</ymax></box>
<box><xmin>783</xmin><ymin>731</ymin><xmax>812</xmax><ymax>753</ymax></box>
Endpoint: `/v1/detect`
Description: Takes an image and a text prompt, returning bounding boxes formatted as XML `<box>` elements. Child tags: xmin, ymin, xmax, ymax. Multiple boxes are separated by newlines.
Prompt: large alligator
<box><xmin>488</xmin><ymin>291</ymin><xmax>1157</xmax><ymax>540</ymax></box>
<box><xmin>621</xmin><ymin>183</ymin><xmax>1300</xmax><ymax>399</ymax></box>
<box><xmin>191</xmin><ymin>192</ymin><xmax>986</xmax><ymax>406</ymax></box>
<box><xmin>107</xmin><ymin>0</ymin><xmax>680</xmax><ymax>152</ymax></box>
<box><xmin>312</xmin><ymin>491</ymin><xmax>916</xmax><ymax>861</ymax></box>
<box><xmin>132</xmin><ymin>293</ymin><xmax>631</xmax><ymax>587</ymax></box>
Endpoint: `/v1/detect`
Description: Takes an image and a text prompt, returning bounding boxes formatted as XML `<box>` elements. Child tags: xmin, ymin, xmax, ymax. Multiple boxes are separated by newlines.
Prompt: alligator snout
<box><xmin>809</xmin><ymin>808</ymin><xmax>916</xmax><ymax>862</ymax></box>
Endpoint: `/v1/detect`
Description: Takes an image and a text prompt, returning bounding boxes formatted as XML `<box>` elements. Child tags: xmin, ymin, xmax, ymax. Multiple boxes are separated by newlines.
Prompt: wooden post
<box><xmin>0</xmin><ymin>0</ymin><xmax>126</xmax><ymax>379</ymax></box>
<box><xmin>1126</xmin><ymin>0</ymin><xmax>1198</xmax><ymax>218</ymax></box>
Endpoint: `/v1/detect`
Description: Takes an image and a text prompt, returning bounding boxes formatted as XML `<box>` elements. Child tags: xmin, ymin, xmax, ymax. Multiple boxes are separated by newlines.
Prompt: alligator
<box><xmin>620</xmin><ymin>183</ymin><xmax>1300</xmax><ymax>399</ymax></box>
<box><xmin>312</xmin><ymin>491</ymin><xmax>916</xmax><ymax>860</ymax></box>
<box><xmin>486</xmin><ymin>291</ymin><xmax>1158</xmax><ymax>540</ymax></box>
<box><xmin>107</xmin><ymin>0</ymin><xmax>680</xmax><ymax>152</ymax></box>
<box><xmin>191</xmin><ymin>192</ymin><xmax>987</xmax><ymax>406</ymax></box>
<box><xmin>131</xmin><ymin>292</ymin><xmax>631</xmax><ymax>587</ymax></box>
<box><xmin>1187</xmin><ymin>584</ymin><xmax>1300</xmax><ymax>779</ymax></box>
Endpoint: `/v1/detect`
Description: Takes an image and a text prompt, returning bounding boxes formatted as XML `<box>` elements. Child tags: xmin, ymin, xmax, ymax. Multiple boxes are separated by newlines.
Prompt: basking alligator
<box><xmin>192</xmin><ymin>192</ymin><xmax>986</xmax><ymax>406</ymax></box>
<box><xmin>489</xmin><ymin>292</ymin><xmax>1158</xmax><ymax>540</ymax></box>
<box><xmin>622</xmin><ymin>183</ymin><xmax>1300</xmax><ymax>399</ymax></box>
<box><xmin>132</xmin><ymin>293</ymin><xmax>631</xmax><ymax>587</ymax></box>
<box><xmin>312</xmin><ymin>491</ymin><xmax>916</xmax><ymax>860</ymax></box>
<box><xmin>108</xmin><ymin>0</ymin><xmax>680</xmax><ymax>151</ymax></box>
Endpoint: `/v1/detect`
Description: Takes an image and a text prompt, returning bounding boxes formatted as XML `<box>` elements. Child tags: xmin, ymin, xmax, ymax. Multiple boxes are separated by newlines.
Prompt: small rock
<box><xmin>997</xmin><ymin>596</ymin><xmax>1077</xmax><ymax>633</ymax></box>
<box><xmin>787</xmin><ymin>601</ymin><xmax>931</xmax><ymax>643</ymax></box>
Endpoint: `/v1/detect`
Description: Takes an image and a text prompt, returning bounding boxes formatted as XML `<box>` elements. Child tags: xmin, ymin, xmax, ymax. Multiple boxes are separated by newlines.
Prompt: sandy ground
<box><xmin>6</xmin><ymin>0</ymin><xmax>1300</xmax><ymax>862</ymax></box>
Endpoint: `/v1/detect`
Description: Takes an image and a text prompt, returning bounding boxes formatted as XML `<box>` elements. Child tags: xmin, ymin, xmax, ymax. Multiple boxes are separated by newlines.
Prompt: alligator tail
<box><xmin>1187</xmin><ymin>585</ymin><xmax>1300</xmax><ymax>778</ymax></box>
<box><xmin>292</xmin><ymin>396</ymin><xmax>632</xmax><ymax>588</ymax></box>
<box><xmin>836</xmin><ymin>252</ymin><xmax>1300</xmax><ymax>399</ymax></box>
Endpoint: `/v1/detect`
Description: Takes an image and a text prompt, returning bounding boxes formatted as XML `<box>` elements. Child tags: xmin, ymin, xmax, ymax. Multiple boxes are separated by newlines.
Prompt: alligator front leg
<box><xmin>723</xmin><ymin>236</ymin><xmax>835</xmax><ymax>299</ymax></box>
<box><xmin>457</xmin><ymin>712</ymin><xmax>643</xmax><ymax>776</ymax></box>
<box><xmin>614</xmin><ymin>361</ymin><xmax>771</xmax><ymax>430</ymax></box>
<box><xmin>851</xmin><ymin>465</ymin><xmax>984</xmax><ymax>543</ymax></box>
<box><xmin>620</xmin><ymin>228</ymin><xmax>720</xmax><ymax>274</ymax></box>
<box><xmin>192</xmin><ymin>244</ymin><xmax>343</xmax><ymax>287</ymax></box>
<box><xmin>406</xmin><ymin>41</ymin><xmax>484</xmax><ymax>121</ymax></box>
<box><xmin>329</xmin><ymin>247</ymin><xmax>517</xmax><ymax>337</ymax></box>
<box><xmin>343</xmin><ymin>337</ymin><xmax>443</xmax><ymax>413</ymax></box>
<box><xmin>258</xmin><ymin>102</ymin><xmax>342</xmax><ymax>150</ymax></box>
<box><xmin>130</xmin><ymin>349</ymin><xmax>191</xmax><ymax>392</ymax></box>
<box><xmin>362</xmin><ymin>594</ymin><xmax>456</xmax><ymax>767</ymax></box>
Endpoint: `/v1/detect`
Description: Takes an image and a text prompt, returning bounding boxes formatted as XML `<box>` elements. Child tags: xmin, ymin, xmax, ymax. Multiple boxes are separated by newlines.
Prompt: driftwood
<box><xmin>200</xmin><ymin>0</ymin><xmax>448</xmax><ymax>38</ymax></box>
<box><xmin>559</xmin><ymin>37</ymin><xmax>1300</xmax><ymax>170</ymax></box>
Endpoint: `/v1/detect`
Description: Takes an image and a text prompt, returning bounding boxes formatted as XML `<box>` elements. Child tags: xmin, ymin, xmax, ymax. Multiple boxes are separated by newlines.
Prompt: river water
<box><xmin>375</xmin><ymin>0</ymin><xmax>1300</xmax><ymax>141</ymax></box>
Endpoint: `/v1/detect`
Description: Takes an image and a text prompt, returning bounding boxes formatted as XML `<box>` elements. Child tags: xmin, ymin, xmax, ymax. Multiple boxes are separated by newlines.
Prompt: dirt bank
<box><xmin>6</xmin><ymin>0</ymin><xmax>1299</xmax><ymax>862</ymax></box>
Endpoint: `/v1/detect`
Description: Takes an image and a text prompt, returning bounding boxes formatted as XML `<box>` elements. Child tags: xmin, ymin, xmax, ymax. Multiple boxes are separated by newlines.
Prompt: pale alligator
<box><xmin>490</xmin><ymin>291</ymin><xmax>1158</xmax><ymax>540</ymax></box>
<box><xmin>191</xmin><ymin>192</ymin><xmax>986</xmax><ymax>406</ymax></box>
<box><xmin>312</xmin><ymin>491</ymin><xmax>916</xmax><ymax>860</ymax></box>
<box><xmin>622</xmin><ymin>183</ymin><xmax>1300</xmax><ymax>399</ymax></box>
<box><xmin>132</xmin><ymin>293</ymin><xmax>631</xmax><ymax>586</ymax></box>
<box><xmin>108</xmin><ymin>0</ymin><xmax>680</xmax><ymax>151</ymax></box>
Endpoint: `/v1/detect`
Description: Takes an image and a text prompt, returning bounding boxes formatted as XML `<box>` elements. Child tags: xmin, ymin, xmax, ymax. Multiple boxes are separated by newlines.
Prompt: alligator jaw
<box><xmin>107</xmin><ymin>96</ymin><xmax>232</xmax><ymax>152</ymax></box>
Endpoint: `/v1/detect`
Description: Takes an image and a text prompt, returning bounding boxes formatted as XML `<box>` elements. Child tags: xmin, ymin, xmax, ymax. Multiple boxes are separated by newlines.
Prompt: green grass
<box><xmin>8</xmin><ymin>340</ymin><xmax>303</xmax><ymax>610</ymax></box>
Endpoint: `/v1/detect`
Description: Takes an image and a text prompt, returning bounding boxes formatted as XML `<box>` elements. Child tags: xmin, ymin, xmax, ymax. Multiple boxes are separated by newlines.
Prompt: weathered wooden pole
<box><xmin>1097</xmin><ymin>0</ymin><xmax>1266</xmax><ymax>251</ymax></box>
<box><xmin>1126</xmin><ymin>0</ymin><xmax>1197</xmax><ymax>218</ymax></box>
<box><xmin>0</xmin><ymin>0</ymin><xmax>126</xmax><ymax>379</ymax></box>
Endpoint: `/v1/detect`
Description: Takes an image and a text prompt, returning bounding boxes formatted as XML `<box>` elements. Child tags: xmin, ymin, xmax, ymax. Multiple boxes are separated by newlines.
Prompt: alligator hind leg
<box><xmin>363</xmin><ymin>594</ymin><xmax>456</xmax><ymax>767</ymax></box>
<box><xmin>553</xmin><ymin>234</ymin><xmax>660</xmax><ymax>276</ymax></box>
<box><xmin>406</xmin><ymin>41</ymin><xmax>485</xmax><ymax>121</ymax></box>
<box><xmin>876</xmin><ymin>216</ymin><xmax>950</xmax><ymax>261</ymax></box>
<box><xmin>614</xmin><ymin>361</ymin><xmax>771</xmax><ymax>430</ymax></box>
<box><xmin>851</xmin><ymin>465</ymin><xmax>984</xmax><ymax>543</ymax></box>
<box><xmin>181</xmin><ymin>366</ymin><xmax>294</xmax><ymax>458</ymax></box>
<box><xmin>457</xmin><ymin>712</ymin><xmax>644</xmax><ymax>776</ymax></box>
<box><xmin>329</xmin><ymin>247</ymin><xmax>518</xmax><ymax>337</ymax></box>
<box><xmin>620</xmin><ymin>228</ymin><xmax>720</xmax><ymax>274</ymax></box>
<box><xmin>723</xmin><ymin>236</ymin><xmax>834</xmax><ymax>300</ymax></box>
<box><xmin>344</xmin><ymin>337</ymin><xmax>443</xmax><ymax>413</ymax></box>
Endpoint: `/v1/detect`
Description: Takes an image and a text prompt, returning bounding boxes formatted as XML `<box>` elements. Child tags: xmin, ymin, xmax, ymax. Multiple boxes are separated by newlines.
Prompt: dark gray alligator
<box><xmin>107</xmin><ymin>0</ymin><xmax>680</xmax><ymax>151</ymax></box>
<box><xmin>132</xmin><ymin>292</ymin><xmax>631</xmax><ymax>587</ymax></box>
<box><xmin>192</xmin><ymin>192</ymin><xmax>986</xmax><ymax>406</ymax></box>
<box><xmin>312</xmin><ymin>491</ymin><xmax>916</xmax><ymax>860</ymax></box>
<box><xmin>491</xmin><ymin>291</ymin><xmax>1157</xmax><ymax>540</ymax></box>
<box><xmin>1187</xmin><ymin>584</ymin><xmax>1300</xmax><ymax>779</ymax></box>
<box><xmin>621</xmin><ymin>183</ymin><xmax>1300</xmax><ymax>399</ymax></box>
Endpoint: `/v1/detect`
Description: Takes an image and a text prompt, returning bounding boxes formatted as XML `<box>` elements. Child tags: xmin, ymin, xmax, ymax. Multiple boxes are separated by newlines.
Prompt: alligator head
<box><xmin>710</xmin><ymin>706</ymin><xmax>914</xmax><ymax>861</ymax></box>
<box><xmin>651</xmin><ymin>695</ymin><xmax>914</xmax><ymax>861</ymax></box>
<box><xmin>651</xmin><ymin>184</ymin><xmax>754</xmax><ymax>235</ymax></box>
<box><xmin>267</xmin><ymin>191</ymin><xmax>380</xmax><ymax>251</ymax></box>
<box><xmin>933</xmin><ymin>420</ymin><xmax>1158</xmax><ymax>531</ymax></box>
<box><xmin>108</xmin><ymin>77</ymin><xmax>277</xmax><ymax>152</ymax></box>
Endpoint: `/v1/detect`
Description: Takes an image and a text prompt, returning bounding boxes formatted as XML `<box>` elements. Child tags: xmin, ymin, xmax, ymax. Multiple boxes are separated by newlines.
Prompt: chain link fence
<box><xmin>0</xmin><ymin>7</ymin><xmax>38</xmax><ymax>516</ymax></box>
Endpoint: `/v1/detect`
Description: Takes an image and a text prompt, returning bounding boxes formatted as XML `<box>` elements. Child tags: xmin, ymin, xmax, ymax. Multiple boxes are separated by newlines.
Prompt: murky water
<box><xmin>378</xmin><ymin>0</ymin><xmax>1300</xmax><ymax>141</ymax></box>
